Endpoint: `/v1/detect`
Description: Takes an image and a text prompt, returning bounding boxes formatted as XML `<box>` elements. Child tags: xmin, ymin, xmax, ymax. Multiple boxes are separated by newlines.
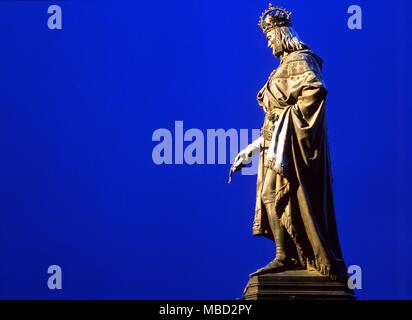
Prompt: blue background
<box><xmin>0</xmin><ymin>0</ymin><xmax>411</xmax><ymax>299</ymax></box>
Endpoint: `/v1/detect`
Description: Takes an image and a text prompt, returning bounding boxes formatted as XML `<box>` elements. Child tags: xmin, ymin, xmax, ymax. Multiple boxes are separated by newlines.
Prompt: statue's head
<box><xmin>259</xmin><ymin>4</ymin><xmax>307</xmax><ymax>57</ymax></box>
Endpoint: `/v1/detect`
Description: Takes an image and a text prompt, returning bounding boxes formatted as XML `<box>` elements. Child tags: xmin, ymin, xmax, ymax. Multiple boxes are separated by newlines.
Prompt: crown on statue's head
<box><xmin>259</xmin><ymin>4</ymin><xmax>292</xmax><ymax>33</ymax></box>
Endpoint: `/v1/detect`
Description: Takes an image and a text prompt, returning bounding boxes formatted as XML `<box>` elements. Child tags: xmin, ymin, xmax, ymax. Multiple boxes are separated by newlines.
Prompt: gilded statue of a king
<box><xmin>231</xmin><ymin>4</ymin><xmax>348</xmax><ymax>281</ymax></box>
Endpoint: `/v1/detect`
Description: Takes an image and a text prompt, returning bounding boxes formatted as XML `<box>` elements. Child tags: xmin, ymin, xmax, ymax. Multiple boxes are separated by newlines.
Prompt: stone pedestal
<box><xmin>242</xmin><ymin>270</ymin><xmax>355</xmax><ymax>300</ymax></box>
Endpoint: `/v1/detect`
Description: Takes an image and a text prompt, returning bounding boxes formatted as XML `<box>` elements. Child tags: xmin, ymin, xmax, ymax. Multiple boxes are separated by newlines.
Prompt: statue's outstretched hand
<box><xmin>228</xmin><ymin>151</ymin><xmax>249</xmax><ymax>184</ymax></box>
<box><xmin>236</xmin><ymin>148</ymin><xmax>253</xmax><ymax>166</ymax></box>
<box><xmin>228</xmin><ymin>136</ymin><xmax>264</xmax><ymax>183</ymax></box>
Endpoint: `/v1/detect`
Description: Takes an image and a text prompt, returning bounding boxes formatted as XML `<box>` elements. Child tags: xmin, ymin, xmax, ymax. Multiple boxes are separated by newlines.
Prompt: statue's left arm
<box><xmin>285</xmin><ymin>53</ymin><xmax>328</xmax><ymax>168</ymax></box>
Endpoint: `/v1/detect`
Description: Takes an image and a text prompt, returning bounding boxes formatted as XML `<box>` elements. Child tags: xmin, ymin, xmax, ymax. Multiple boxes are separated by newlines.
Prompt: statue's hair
<box><xmin>276</xmin><ymin>26</ymin><xmax>308</xmax><ymax>53</ymax></box>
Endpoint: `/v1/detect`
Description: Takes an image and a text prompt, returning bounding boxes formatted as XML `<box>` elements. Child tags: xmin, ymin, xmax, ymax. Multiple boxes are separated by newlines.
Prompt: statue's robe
<box><xmin>253</xmin><ymin>49</ymin><xmax>347</xmax><ymax>280</ymax></box>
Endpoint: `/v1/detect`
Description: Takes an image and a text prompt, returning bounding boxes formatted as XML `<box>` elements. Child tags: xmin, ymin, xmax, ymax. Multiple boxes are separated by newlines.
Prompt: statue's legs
<box><xmin>266</xmin><ymin>207</ymin><xmax>286</xmax><ymax>261</ymax></box>
<box><xmin>250</xmin><ymin>168</ymin><xmax>293</xmax><ymax>277</ymax></box>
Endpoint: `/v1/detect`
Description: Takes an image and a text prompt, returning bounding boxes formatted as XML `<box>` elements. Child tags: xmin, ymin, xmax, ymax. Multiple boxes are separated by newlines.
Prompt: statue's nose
<box><xmin>267</xmin><ymin>40</ymin><xmax>271</xmax><ymax>48</ymax></box>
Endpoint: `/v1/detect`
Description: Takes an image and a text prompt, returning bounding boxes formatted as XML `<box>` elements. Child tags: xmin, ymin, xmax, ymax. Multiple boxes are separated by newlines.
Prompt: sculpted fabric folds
<box><xmin>253</xmin><ymin>49</ymin><xmax>347</xmax><ymax>280</ymax></box>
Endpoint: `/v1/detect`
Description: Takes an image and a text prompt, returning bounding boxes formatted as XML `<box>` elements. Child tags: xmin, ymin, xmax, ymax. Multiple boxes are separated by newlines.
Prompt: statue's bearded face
<box><xmin>266</xmin><ymin>29</ymin><xmax>281</xmax><ymax>57</ymax></box>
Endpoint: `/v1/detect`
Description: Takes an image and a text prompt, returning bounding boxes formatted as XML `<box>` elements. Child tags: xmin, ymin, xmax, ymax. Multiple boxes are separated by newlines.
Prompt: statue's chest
<box><xmin>257</xmin><ymin>65</ymin><xmax>288</xmax><ymax>114</ymax></box>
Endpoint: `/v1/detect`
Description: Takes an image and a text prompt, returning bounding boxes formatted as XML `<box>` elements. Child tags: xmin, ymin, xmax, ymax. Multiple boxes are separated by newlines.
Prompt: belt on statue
<box><xmin>261</xmin><ymin>128</ymin><xmax>273</xmax><ymax>142</ymax></box>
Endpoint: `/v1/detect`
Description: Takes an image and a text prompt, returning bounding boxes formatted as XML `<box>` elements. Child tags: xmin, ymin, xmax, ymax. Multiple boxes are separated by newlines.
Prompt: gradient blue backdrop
<box><xmin>0</xmin><ymin>0</ymin><xmax>411</xmax><ymax>299</ymax></box>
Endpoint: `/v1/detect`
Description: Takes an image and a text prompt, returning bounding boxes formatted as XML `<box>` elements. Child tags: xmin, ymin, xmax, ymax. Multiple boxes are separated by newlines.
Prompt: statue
<box><xmin>230</xmin><ymin>4</ymin><xmax>348</xmax><ymax>282</ymax></box>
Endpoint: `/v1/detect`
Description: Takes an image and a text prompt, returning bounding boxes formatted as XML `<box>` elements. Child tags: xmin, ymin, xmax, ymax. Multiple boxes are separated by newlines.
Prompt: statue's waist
<box><xmin>260</xmin><ymin>107</ymin><xmax>284</xmax><ymax>142</ymax></box>
<box><xmin>261</xmin><ymin>127</ymin><xmax>273</xmax><ymax>142</ymax></box>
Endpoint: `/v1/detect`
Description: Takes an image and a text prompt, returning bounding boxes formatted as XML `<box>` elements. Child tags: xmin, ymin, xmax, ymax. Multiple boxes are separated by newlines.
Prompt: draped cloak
<box><xmin>253</xmin><ymin>49</ymin><xmax>347</xmax><ymax>280</ymax></box>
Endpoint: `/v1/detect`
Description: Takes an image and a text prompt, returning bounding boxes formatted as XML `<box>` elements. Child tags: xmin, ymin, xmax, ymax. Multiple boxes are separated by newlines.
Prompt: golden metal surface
<box><xmin>231</xmin><ymin>5</ymin><xmax>348</xmax><ymax>282</ymax></box>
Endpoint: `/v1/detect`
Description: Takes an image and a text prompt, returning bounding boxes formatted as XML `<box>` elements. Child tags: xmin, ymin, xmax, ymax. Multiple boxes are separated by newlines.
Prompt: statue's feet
<box><xmin>249</xmin><ymin>258</ymin><xmax>291</xmax><ymax>277</ymax></box>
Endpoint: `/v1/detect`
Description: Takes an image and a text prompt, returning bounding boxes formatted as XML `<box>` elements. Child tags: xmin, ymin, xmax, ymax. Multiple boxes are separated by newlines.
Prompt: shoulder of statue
<box><xmin>283</xmin><ymin>50</ymin><xmax>323</xmax><ymax>77</ymax></box>
<box><xmin>271</xmin><ymin>64</ymin><xmax>288</xmax><ymax>79</ymax></box>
